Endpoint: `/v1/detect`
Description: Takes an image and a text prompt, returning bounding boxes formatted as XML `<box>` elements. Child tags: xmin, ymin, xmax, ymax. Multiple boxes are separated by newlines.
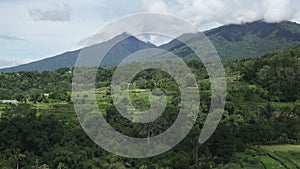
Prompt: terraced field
<box><xmin>233</xmin><ymin>145</ymin><xmax>300</xmax><ymax>169</ymax></box>
<box><xmin>0</xmin><ymin>103</ymin><xmax>6</xmax><ymax>115</ymax></box>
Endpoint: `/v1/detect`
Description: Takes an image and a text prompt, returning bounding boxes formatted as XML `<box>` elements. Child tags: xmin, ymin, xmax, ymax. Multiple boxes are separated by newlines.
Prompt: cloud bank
<box><xmin>29</xmin><ymin>3</ymin><xmax>71</xmax><ymax>21</ymax></box>
<box><xmin>0</xmin><ymin>34</ymin><xmax>25</xmax><ymax>41</ymax></box>
<box><xmin>139</xmin><ymin>0</ymin><xmax>299</xmax><ymax>29</ymax></box>
<box><xmin>0</xmin><ymin>59</ymin><xmax>34</xmax><ymax>69</ymax></box>
<box><xmin>1</xmin><ymin>0</ymin><xmax>300</xmax><ymax>68</ymax></box>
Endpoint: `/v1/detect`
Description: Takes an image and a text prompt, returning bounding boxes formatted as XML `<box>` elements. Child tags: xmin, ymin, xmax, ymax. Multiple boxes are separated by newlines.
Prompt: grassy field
<box><xmin>0</xmin><ymin>103</ymin><xmax>6</xmax><ymax>115</ymax></box>
<box><xmin>231</xmin><ymin>145</ymin><xmax>300</xmax><ymax>169</ymax></box>
<box><xmin>261</xmin><ymin>145</ymin><xmax>300</xmax><ymax>168</ymax></box>
<box><xmin>261</xmin><ymin>145</ymin><xmax>300</xmax><ymax>152</ymax></box>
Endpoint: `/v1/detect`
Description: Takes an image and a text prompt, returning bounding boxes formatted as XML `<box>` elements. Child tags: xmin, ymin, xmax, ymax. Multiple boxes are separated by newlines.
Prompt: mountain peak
<box><xmin>113</xmin><ymin>32</ymin><xmax>131</xmax><ymax>39</ymax></box>
<box><xmin>0</xmin><ymin>32</ymin><xmax>156</xmax><ymax>72</ymax></box>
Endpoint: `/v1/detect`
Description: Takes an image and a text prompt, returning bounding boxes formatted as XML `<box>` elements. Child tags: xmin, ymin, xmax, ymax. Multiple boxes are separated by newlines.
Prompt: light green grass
<box><xmin>260</xmin><ymin>155</ymin><xmax>285</xmax><ymax>168</ymax></box>
<box><xmin>260</xmin><ymin>145</ymin><xmax>300</xmax><ymax>152</ymax></box>
<box><xmin>260</xmin><ymin>145</ymin><xmax>300</xmax><ymax>168</ymax></box>
<box><xmin>274</xmin><ymin>152</ymin><xmax>299</xmax><ymax>169</ymax></box>
<box><xmin>236</xmin><ymin>146</ymin><xmax>300</xmax><ymax>169</ymax></box>
<box><xmin>283</xmin><ymin>151</ymin><xmax>300</xmax><ymax>167</ymax></box>
<box><xmin>0</xmin><ymin>104</ymin><xmax>6</xmax><ymax>115</ymax></box>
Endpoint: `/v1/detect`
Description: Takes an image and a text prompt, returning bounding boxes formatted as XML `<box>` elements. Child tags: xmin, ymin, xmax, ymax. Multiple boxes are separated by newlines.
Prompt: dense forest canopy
<box><xmin>0</xmin><ymin>45</ymin><xmax>299</xmax><ymax>168</ymax></box>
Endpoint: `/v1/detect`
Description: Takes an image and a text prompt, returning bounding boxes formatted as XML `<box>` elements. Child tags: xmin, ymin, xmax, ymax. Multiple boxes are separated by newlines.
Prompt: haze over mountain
<box><xmin>1</xmin><ymin>20</ymin><xmax>300</xmax><ymax>72</ymax></box>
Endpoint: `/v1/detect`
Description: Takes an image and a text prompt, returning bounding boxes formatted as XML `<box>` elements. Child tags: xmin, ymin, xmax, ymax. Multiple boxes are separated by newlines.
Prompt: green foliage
<box><xmin>241</xmin><ymin>44</ymin><xmax>300</xmax><ymax>101</ymax></box>
<box><xmin>0</xmin><ymin>68</ymin><xmax>72</xmax><ymax>103</ymax></box>
<box><xmin>0</xmin><ymin>44</ymin><xmax>300</xmax><ymax>168</ymax></box>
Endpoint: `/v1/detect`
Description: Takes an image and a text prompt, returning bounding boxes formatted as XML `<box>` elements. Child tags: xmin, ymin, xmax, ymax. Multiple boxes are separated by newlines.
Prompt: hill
<box><xmin>240</xmin><ymin>44</ymin><xmax>300</xmax><ymax>101</ymax></box>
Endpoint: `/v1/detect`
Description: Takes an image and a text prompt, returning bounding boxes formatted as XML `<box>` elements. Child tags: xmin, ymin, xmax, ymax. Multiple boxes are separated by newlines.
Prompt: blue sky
<box><xmin>1</xmin><ymin>0</ymin><xmax>300</xmax><ymax>68</ymax></box>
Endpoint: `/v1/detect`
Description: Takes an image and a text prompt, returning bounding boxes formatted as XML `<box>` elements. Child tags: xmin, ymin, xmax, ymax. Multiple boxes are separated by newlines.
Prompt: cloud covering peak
<box><xmin>139</xmin><ymin>0</ymin><xmax>299</xmax><ymax>29</ymax></box>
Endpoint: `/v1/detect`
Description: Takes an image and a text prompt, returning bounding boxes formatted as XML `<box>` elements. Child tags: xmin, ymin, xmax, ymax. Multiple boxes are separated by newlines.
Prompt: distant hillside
<box><xmin>0</xmin><ymin>33</ymin><xmax>156</xmax><ymax>72</ymax></box>
<box><xmin>2</xmin><ymin>20</ymin><xmax>300</xmax><ymax>72</ymax></box>
<box><xmin>160</xmin><ymin>20</ymin><xmax>300</xmax><ymax>60</ymax></box>
<box><xmin>240</xmin><ymin>44</ymin><xmax>300</xmax><ymax>101</ymax></box>
<box><xmin>0</xmin><ymin>50</ymin><xmax>81</xmax><ymax>73</ymax></box>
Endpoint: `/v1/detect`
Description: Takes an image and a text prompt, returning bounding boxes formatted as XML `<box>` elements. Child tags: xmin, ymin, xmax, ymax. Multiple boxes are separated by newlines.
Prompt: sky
<box><xmin>1</xmin><ymin>0</ymin><xmax>300</xmax><ymax>68</ymax></box>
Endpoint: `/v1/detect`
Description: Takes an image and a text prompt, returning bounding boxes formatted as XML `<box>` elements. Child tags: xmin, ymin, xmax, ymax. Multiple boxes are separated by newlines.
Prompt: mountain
<box><xmin>160</xmin><ymin>20</ymin><xmax>300</xmax><ymax>60</ymax></box>
<box><xmin>0</xmin><ymin>50</ymin><xmax>81</xmax><ymax>73</ymax></box>
<box><xmin>0</xmin><ymin>33</ymin><xmax>156</xmax><ymax>72</ymax></box>
<box><xmin>2</xmin><ymin>20</ymin><xmax>300</xmax><ymax>72</ymax></box>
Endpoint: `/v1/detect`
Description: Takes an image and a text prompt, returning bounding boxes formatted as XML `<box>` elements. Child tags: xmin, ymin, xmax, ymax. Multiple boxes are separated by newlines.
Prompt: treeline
<box><xmin>0</xmin><ymin>68</ymin><xmax>72</xmax><ymax>103</ymax></box>
<box><xmin>1</xmin><ymin>45</ymin><xmax>300</xmax><ymax>104</ymax></box>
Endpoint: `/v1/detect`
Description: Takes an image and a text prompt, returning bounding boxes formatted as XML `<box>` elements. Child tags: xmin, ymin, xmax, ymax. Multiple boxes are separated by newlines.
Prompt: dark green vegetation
<box><xmin>0</xmin><ymin>45</ymin><xmax>299</xmax><ymax>168</ymax></box>
<box><xmin>208</xmin><ymin>20</ymin><xmax>300</xmax><ymax>59</ymax></box>
<box><xmin>2</xmin><ymin>21</ymin><xmax>300</xmax><ymax>73</ymax></box>
<box><xmin>0</xmin><ymin>68</ymin><xmax>72</xmax><ymax>102</ymax></box>
<box><xmin>161</xmin><ymin>20</ymin><xmax>300</xmax><ymax>60</ymax></box>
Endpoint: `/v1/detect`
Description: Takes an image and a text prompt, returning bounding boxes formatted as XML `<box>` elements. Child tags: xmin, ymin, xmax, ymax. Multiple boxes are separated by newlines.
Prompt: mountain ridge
<box><xmin>160</xmin><ymin>20</ymin><xmax>300</xmax><ymax>60</ymax></box>
<box><xmin>1</xmin><ymin>20</ymin><xmax>300</xmax><ymax>72</ymax></box>
<box><xmin>0</xmin><ymin>33</ymin><xmax>156</xmax><ymax>72</ymax></box>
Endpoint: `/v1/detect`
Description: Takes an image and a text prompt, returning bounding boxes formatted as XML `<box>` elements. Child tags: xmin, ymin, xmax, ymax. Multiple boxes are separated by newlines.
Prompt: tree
<box><xmin>10</xmin><ymin>149</ymin><xmax>26</xmax><ymax>169</ymax></box>
<box><xmin>14</xmin><ymin>93</ymin><xmax>27</xmax><ymax>103</ymax></box>
<box><xmin>260</xmin><ymin>102</ymin><xmax>275</xmax><ymax>119</ymax></box>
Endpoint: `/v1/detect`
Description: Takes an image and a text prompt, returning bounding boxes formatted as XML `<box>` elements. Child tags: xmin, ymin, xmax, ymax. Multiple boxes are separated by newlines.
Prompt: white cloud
<box><xmin>0</xmin><ymin>58</ymin><xmax>35</xmax><ymax>69</ymax></box>
<box><xmin>139</xmin><ymin>0</ymin><xmax>168</xmax><ymax>13</ymax></box>
<box><xmin>0</xmin><ymin>0</ymin><xmax>108</xmax><ymax>67</ymax></box>
<box><xmin>263</xmin><ymin>0</ymin><xmax>294</xmax><ymax>22</ymax></box>
<box><xmin>139</xmin><ymin>0</ymin><xmax>300</xmax><ymax>28</ymax></box>
<box><xmin>292</xmin><ymin>11</ymin><xmax>300</xmax><ymax>22</ymax></box>
<box><xmin>0</xmin><ymin>34</ymin><xmax>25</xmax><ymax>41</ymax></box>
<box><xmin>77</xmin><ymin>13</ymin><xmax>199</xmax><ymax>47</ymax></box>
<box><xmin>1</xmin><ymin>0</ymin><xmax>300</xmax><ymax>68</ymax></box>
<box><xmin>29</xmin><ymin>3</ymin><xmax>71</xmax><ymax>21</ymax></box>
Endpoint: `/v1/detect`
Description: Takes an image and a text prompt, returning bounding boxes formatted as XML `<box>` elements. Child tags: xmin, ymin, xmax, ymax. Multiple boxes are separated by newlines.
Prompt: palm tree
<box><xmin>32</xmin><ymin>159</ymin><xmax>49</xmax><ymax>169</ymax></box>
<box><xmin>10</xmin><ymin>149</ymin><xmax>26</xmax><ymax>169</ymax></box>
<box><xmin>260</xmin><ymin>102</ymin><xmax>275</xmax><ymax>119</ymax></box>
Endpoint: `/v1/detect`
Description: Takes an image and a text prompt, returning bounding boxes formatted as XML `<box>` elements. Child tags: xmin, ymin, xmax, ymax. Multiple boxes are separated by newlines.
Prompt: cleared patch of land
<box><xmin>261</xmin><ymin>145</ymin><xmax>300</xmax><ymax>152</ymax></box>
